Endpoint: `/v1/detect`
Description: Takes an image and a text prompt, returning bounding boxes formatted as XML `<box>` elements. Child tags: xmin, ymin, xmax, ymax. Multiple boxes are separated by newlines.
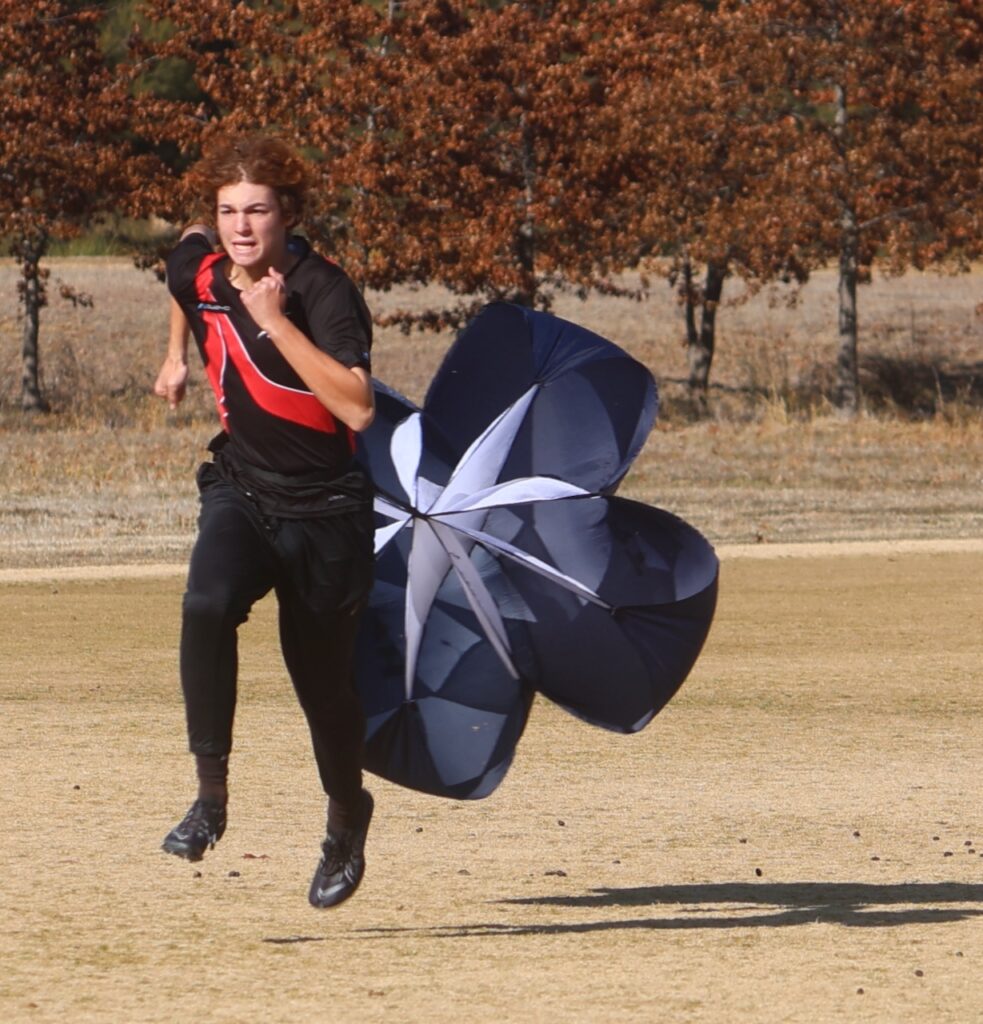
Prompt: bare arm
<box><xmin>154</xmin><ymin>226</ymin><xmax>215</xmax><ymax>409</ymax></box>
<box><xmin>153</xmin><ymin>296</ymin><xmax>191</xmax><ymax>409</ymax></box>
<box><xmin>241</xmin><ymin>269</ymin><xmax>375</xmax><ymax>432</ymax></box>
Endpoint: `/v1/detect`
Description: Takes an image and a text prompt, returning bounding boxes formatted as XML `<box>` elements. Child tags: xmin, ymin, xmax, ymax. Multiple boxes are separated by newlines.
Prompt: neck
<box><xmin>228</xmin><ymin>262</ymin><xmax>271</xmax><ymax>289</ymax></box>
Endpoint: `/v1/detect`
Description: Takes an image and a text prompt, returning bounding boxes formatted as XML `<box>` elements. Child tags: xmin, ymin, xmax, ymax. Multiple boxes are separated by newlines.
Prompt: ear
<box><xmin>275</xmin><ymin>192</ymin><xmax>299</xmax><ymax>230</ymax></box>
<box><xmin>283</xmin><ymin>203</ymin><xmax>300</xmax><ymax>231</ymax></box>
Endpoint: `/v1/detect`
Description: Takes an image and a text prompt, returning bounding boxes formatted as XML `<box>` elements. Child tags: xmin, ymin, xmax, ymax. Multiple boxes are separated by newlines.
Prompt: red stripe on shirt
<box><xmin>194</xmin><ymin>254</ymin><xmax>231</xmax><ymax>429</ymax></box>
<box><xmin>194</xmin><ymin>256</ymin><xmax>346</xmax><ymax>439</ymax></box>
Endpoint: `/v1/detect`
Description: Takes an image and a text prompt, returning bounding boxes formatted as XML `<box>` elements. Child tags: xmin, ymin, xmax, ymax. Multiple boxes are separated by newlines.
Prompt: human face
<box><xmin>215</xmin><ymin>181</ymin><xmax>288</xmax><ymax>282</ymax></box>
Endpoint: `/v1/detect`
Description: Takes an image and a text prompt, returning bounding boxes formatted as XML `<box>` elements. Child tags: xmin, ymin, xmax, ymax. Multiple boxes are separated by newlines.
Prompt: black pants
<box><xmin>180</xmin><ymin>470</ymin><xmax>373</xmax><ymax>808</ymax></box>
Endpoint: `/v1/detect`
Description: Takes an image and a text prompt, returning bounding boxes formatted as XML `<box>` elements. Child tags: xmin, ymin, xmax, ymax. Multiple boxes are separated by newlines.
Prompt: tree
<box><xmin>345</xmin><ymin>0</ymin><xmax>660</xmax><ymax>326</ymax></box>
<box><xmin>604</xmin><ymin>0</ymin><xmax>823</xmax><ymax>413</ymax></box>
<box><xmin>133</xmin><ymin>1</ymin><xmax>664</xmax><ymax>327</ymax></box>
<box><xmin>586</xmin><ymin>0</ymin><xmax>981</xmax><ymax>415</ymax></box>
<box><xmin>130</xmin><ymin>1</ymin><xmax>381</xmax><ymax>262</ymax></box>
<box><xmin>741</xmin><ymin>0</ymin><xmax>983</xmax><ymax>414</ymax></box>
<box><xmin>129</xmin><ymin>0</ymin><xmax>980</xmax><ymax>418</ymax></box>
<box><xmin>0</xmin><ymin>0</ymin><xmax>156</xmax><ymax>411</ymax></box>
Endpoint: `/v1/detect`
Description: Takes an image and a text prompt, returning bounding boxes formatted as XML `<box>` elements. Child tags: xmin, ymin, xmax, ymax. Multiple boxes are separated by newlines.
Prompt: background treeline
<box><xmin>1</xmin><ymin>0</ymin><xmax>980</xmax><ymax>415</ymax></box>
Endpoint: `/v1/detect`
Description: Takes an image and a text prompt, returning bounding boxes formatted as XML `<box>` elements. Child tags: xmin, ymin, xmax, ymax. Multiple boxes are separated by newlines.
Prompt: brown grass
<box><xmin>2</xmin><ymin>258</ymin><xmax>980</xmax><ymax>419</ymax></box>
<box><xmin>0</xmin><ymin>258</ymin><xmax>981</xmax><ymax>568</ymax></box>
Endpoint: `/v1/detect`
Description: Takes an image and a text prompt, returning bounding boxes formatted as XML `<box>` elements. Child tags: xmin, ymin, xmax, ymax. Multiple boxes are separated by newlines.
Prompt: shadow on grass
<box><xmin>342</xmin><ymin>882</ymin><xmax>983</xmax><ymax>940</ymax></box>
<box><xmin>859</xmin><ymin>356</ymin><xmax>983</xmax><ymax>416</ymax></box>
<box><xmin>658</xmin><ymin>355</ymin><xmax>983</xmax><ymax>422</ymax></box>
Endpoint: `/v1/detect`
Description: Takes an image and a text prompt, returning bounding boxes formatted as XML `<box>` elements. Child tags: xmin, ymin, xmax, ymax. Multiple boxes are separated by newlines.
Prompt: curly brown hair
<box><xmin>191</xmin><ymin>134</ymin><xmax>309</xmax><ymax>227</ymax></box>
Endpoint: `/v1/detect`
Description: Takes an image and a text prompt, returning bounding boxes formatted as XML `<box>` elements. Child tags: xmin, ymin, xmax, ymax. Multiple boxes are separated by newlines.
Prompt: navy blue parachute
<box><xmin>355</xmin><ymin>302</ymin><xmax>718</xmax><ymax>798</ymax></box>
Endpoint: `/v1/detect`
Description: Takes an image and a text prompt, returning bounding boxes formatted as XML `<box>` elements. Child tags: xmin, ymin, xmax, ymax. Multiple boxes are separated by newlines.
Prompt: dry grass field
<box><xmin>0</xmin><ymin>259</ymin><xmax>981</xmax><ymax>1022</ymax></box>
<box><xmin>0</xmin><ymin>258</ymin><xmax>981</xmax><ymax>567</ymax></box>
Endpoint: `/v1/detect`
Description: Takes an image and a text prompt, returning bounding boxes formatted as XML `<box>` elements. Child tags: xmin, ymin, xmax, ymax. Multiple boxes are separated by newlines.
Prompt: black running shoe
<box><xmin>308</xmin><ymin>790</ymin><xmax>374</xmax><ymax>908</ymax></box>
<box><xmin>161</xmin><ymin>799</ymin><xmax>227</xmax><ymax>862</ymax></box>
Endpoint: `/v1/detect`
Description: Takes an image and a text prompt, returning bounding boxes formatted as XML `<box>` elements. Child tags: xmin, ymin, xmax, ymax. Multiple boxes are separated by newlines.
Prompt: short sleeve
<box><xmin>302</xmin><ymin>272</ymin><xmax>373</xmax><ymax>372</ymax></box>
<box><xmin>166</xmin><ymin>233</ymin><xmax>216</xmax><ymax>310</ymax></box>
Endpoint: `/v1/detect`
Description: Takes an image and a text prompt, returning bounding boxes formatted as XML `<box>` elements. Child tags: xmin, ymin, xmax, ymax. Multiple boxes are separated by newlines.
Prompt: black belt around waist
<box><xmin>207</xmin><ymin>433</ymin><xmax>373</xmax><ymax>519</ymax></box>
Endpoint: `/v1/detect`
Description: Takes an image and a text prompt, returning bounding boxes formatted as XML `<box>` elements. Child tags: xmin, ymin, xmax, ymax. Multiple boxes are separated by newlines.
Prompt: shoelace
<box><xmin>320</xmin><ymin>834</ymin><xmax>354</xmax><ymax>873</ymax></box>
<box><xmin>178</xmin><ymin>802</ymin><xmax>224</xmax><ymax>837</ymax></box>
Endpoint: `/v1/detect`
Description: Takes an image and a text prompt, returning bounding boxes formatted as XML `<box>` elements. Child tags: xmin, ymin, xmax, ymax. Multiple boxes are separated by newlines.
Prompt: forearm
<box><xmin>155</xmin><ymin>297</ymin><xmax>192</xmax><ymax>408</ymax></box>
<box><xmin>166</xmin><ymin>296</ymin><xmax>190</xmax><ymax>362</ymax></box>
<box><xmin>261</xmin><ymin>314</ymin><xmax>375</xmax><ymax>431</ymax></box>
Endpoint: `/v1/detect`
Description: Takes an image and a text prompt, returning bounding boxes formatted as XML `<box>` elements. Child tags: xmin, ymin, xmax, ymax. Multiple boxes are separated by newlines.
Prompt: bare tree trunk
<box><xmin>19</xmin><ymin>231</ymin><xmax>50</xmax><ymax>413</ymax></box>
<box><xmin>835</xmin><ymin>203</ymin><xmax>860</xmax><ymax>414</ymax></box>
<box><xmin>682</xmin><ymin>256</ymin><xmax>698</xmax><ymax>351</ymax></box>
<box><xmin>832</xmin><ymin>81</ymin><xmax>860</xmax><ymax>416</ymax></box>
<box><xmin>683</xmin><ymin>258</ymin><xmax>726</xmax><ymax>415</ymax></box>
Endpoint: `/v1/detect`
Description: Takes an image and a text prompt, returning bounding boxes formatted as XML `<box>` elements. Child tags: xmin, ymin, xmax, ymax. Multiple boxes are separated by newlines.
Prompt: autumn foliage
<box><xmin>0</xmin><ymin>0</ymin><xmax>160</xmax><ymax>410</ymax></box>
<box><xmin>133</xmin><ymin>1</ymin><xmax>656</xmax><ymax>324</ymax></box>
<box><xmin>2</xmin><ymin>0</ymin><xmax>981</xmax><ymax>415</ymax></box>
<box><xmin>727</xmin><ymin>0</ymin><xmax>983</xmax><ymax>410</ymax></box>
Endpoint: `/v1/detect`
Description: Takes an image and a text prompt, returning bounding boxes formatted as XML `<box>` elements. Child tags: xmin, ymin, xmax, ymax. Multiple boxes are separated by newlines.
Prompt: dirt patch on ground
<box><xmin>2</xmin><ymin>550</ymin><xmax>981</xmax><ymax>1023</ymax></box>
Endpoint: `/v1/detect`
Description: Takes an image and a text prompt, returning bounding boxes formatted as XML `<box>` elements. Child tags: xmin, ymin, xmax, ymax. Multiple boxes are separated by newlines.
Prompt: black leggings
<box><xmin>180</xmin><ymin>476</ymin><xmax>371</xmax><ymax>807</ymax></box>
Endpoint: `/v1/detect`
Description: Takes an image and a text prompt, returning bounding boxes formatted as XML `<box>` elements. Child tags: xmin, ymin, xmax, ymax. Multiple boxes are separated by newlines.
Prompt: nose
<box><xmin>234</xmin><ymin>210</ymin><xmax>251</xmax><ymax>234</ymax></box>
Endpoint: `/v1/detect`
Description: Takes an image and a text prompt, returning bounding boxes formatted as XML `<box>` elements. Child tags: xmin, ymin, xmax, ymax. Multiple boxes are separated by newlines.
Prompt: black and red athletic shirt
<box><xmin>167</xmin><ymin>232</ymin><xmax>372</xmax><ymax>478</ymax></box>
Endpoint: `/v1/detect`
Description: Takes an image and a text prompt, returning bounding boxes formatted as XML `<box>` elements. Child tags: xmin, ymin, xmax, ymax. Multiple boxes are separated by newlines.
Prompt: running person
<box><xmin>154</xmin><ymin>134</ymin><xmax>376</xmax><ymax>908</ymax></box>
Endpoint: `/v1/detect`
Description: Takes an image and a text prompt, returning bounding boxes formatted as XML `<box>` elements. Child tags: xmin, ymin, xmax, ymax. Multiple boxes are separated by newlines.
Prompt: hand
<box><xmin>154</xmin><ymin>355</ymin><xmax>189</xmax><ymax>409</ymax></box>
<box><xmin>241</xmin><ymin>268</ymin><xmax>287</xmax><ymax>333</ymax></box>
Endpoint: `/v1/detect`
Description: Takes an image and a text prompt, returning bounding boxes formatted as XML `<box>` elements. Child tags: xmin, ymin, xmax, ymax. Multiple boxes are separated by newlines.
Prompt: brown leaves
<box><xmin>7</xmin><ymin>1</ymin><xmax>975</xmax><ymax>324</ymax></box>
<box><xmin>0</xmin><ymin>0</ymin><xmax>171</xmax><ymax>335</ymax></box>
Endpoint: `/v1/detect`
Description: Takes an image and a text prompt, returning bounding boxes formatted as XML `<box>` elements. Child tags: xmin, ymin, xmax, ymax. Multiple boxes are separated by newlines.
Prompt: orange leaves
<box><xmin>4</xmin><ymin>0</ymin><xmax>976</xmax><ymax>331</ymax></box>
<box><xmin>0</xmin><ymin>0</ymin><xmax>154</xmax><ymax>240</ymax></box>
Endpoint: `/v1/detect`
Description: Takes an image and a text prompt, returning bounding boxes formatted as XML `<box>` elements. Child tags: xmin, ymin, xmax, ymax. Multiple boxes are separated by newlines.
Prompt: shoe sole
<box><xmin>161</xmin><ymin>837</ymin><xmax>209</xmax><ymax>862</ymax></box>
<box><xmin>309</xmin><ymin>859</ymin><xmax>366</xmax><ymax>907</ymax></box>
<box><xmin>161</xmin><ymin>812</ymin><xmax>225</xmax><ymax>863</ymax></box>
